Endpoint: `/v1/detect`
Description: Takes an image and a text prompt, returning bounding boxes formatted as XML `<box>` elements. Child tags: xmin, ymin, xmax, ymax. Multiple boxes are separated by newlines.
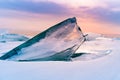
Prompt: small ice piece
<box><xmin>72</xmin><ymin>50</ymin><xmax>112</xmax><ymax>61</ymax></box>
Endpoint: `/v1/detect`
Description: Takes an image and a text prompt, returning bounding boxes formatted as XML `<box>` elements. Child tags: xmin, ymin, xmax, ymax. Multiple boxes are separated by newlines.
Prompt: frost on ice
<box><xmin>0</xmin><ymin>17</ymin><xmax>85</xmax><ymax>61</ymax></box>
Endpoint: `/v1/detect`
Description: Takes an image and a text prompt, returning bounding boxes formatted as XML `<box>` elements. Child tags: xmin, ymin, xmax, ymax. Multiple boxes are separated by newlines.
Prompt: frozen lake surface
<box><xmin>0</xmin><ymin>32</ymin><xmax>120</xmax><ymax>80</ymax></box>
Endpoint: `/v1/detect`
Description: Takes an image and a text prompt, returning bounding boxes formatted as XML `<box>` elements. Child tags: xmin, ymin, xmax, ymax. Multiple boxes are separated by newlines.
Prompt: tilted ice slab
<box><xmin>0</xmin><ymin>17</ymin><xmax>85</xmax><ymax>61</ymax></box>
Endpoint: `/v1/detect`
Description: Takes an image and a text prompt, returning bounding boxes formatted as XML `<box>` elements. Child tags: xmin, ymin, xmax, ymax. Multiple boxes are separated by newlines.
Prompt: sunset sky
<box><xmin>0</xmin><ymin>0</ymin><xmax>120</xmax><ymax>36</ymax></box>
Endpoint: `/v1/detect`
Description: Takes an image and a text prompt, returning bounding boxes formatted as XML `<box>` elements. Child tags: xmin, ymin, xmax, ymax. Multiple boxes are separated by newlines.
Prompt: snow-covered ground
<box><xmin>0</xmin><ymin>33</ymin><xmax>120</xmax><ymax>80</ymax></box>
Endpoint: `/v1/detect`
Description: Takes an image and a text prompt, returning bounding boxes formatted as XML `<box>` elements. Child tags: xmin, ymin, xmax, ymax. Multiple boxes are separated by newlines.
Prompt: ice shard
<box><xmin>0</xmin><ymin>17</ymin><xmax>85</xmax><ymax>61</ymax></box>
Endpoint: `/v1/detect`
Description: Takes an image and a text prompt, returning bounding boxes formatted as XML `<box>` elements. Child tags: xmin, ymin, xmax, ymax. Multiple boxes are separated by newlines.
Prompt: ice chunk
<box><xmin>0</xmin><ymin>33</ymin><xmax>29</xmax><ymax>42</ymax></box>
<box><xmin>0</xmin><ymin>17</ymin><xmax>85</xmax><ymax>61</ymax></box>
